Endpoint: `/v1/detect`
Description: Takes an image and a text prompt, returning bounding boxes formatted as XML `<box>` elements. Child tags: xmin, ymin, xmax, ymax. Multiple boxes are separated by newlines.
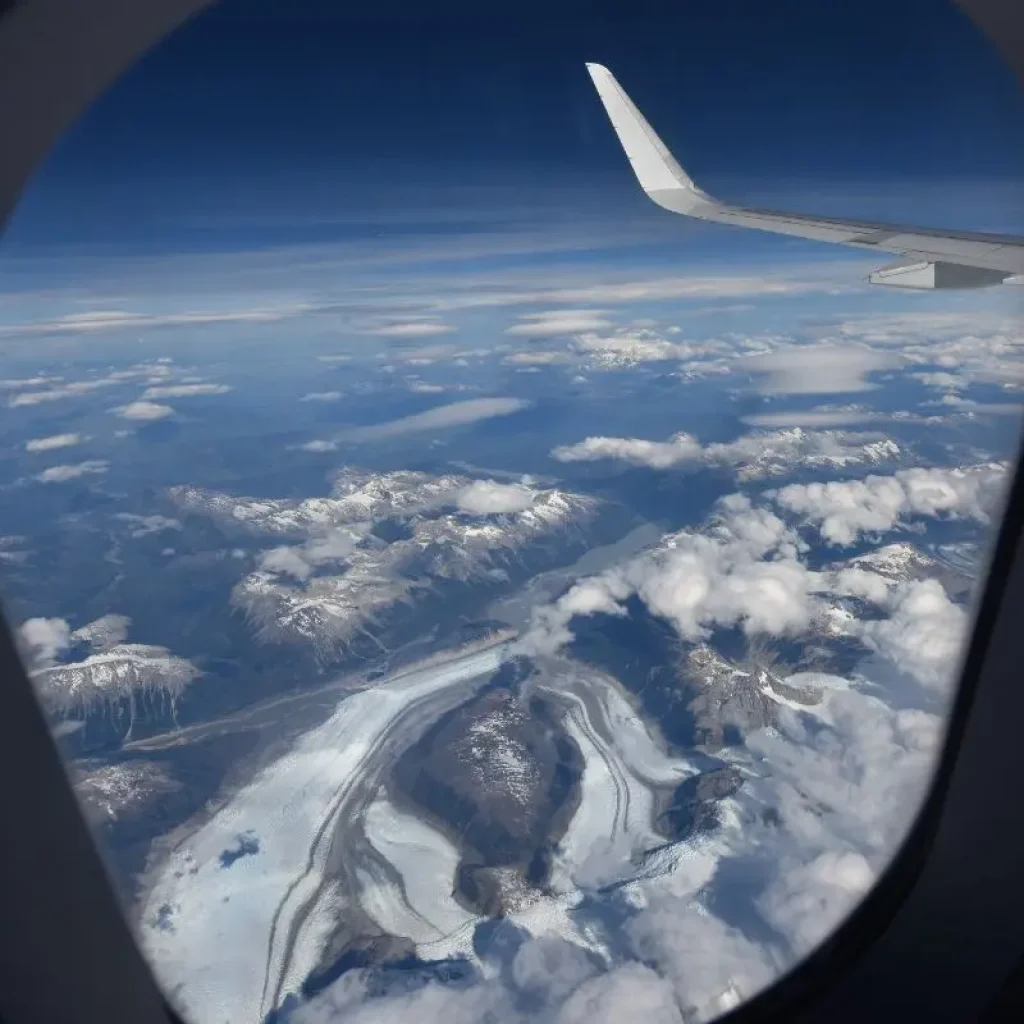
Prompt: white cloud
<box><xmin>744</xmin><ymin>344</ymin><xmax>902</xmax><ymax>395</ymax></box>
<box><xmin>113</xmin><ymin>513</ymin><xmax>183</xmax><ymax>538</ymax></box>
<box><xmin>856</xmin><ymin>579</ymin><xmax>968</xmax><ymax>693</ymax></box>
<box><xmin>520</xmin><ymin>495</ymin><xmax>818</xmax><ymax>655</ymax></box>
<box><xmin>551</xmin><ymin>428</ymin><xmax>901</xmax><ymax>481</ymax></box>
<box><xmin>504</xmin><ymin>309</ymin><xmax>614</xmax><ymax>338</ymax></box>
<box><xmin>25</xmin><ymin>433</ymin><xmax>82</xmax><ymax>453</ymax></box>
<box><xmin>771</xmin><ymin>463</ymin><xmax>1008</xmax><ymax>546</ymax></box>
<box><xmin>299</xmin><ymin>440</ymin><xmax>339</xmax><ymax>452</ymax></box>
<box><xmin>18</xmin><ymin>617</ymin><xmax>71</xmax><ymax>667</ymax></box>
<box><xmin>117</xmin><ymin>400</ymin><xmax>175</xmax><ymax>421</ymax></box>
<box><xmin>142</xmin><ymin>383</ymin><xmax>232</xmax><ymax>398</ymax></box>
<box><xmin>35</xmin><ymin>460</ymin><xmax>109</xmax><ymax>483</ymax></box>
<box><xmin>71</xmin><ymin>614</ymin><xmax>131</xmax><ymax>650</ymax></box>
<box><xmin>741</xmin><ymin>409</ymin><xmax>881</xmax><ymax>428</ymax></box>
<box><xmin>503</xmin><ymin>351</ymin><xmax>573</xmax><ymax>366</ymax></box>
<box><xmin>571</xmin><ymin>328</ymin><xmax>704</xmax><ymax>368</ymax></box>
<box><xmin>365</xmin><ymin>321</ymin><xmax>455</xmax><ymax>338</ymax></box>
<box><xmin>300</xmin><ymin>391</ymin><xmax>342</xmax><ymax>403</ymax></box>
<box><xmin>9</xmin><ymin>379</ymin><xmax>118</xmax><ymax>406</ymax></box>
<box><xmin>346</xmin><ymin>398</ymin><xmax>530</xmax><ymax>441</ymax></box>
<box><xmin>0</xmin><ymin>304</ymin><xmax>311</xmax><ymax>337</ymax></box>
<box><xmin>552</xmin><ymin>433</ymin><xmax>703</xmax><ymax>470</ymax></box>
<box><xmin>259</xmin><ymin>546</ymin><xmax>313</xmax><ymax>581</ymax></box>
<box><xmin>455</xmin><ymin>480</ymin><xmax>538</xmax><ymax>515</ymax></box>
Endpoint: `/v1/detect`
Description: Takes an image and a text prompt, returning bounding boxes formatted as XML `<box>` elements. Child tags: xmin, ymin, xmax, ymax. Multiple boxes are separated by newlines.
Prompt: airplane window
<box><xmin>1</xmin><ymin>0</ymin><xmax>1022</xmax><ymax>1022</ymax></box>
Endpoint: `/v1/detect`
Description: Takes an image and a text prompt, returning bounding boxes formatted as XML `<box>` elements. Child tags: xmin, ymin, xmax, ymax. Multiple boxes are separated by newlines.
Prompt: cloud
<box><xmin>9</xmin><ymin>379</ymin><xmax>118</xmax><ymax>406</ymax></box>
<box><xmin>365</xmin><ymin>321</ymin><xmax>455</xmax><ymax>338</ymax></box>
<box><xmin>301</xmin><ymin>391</ymin><xmax>343</xmax><ymax>403</ymax></box>
<box><xmin>551</xmin><ymin>427</ymin><xmax>901</xmax><ymax>481</ymax></box>
<box><xmin>346</xmin><ymin>398</ymin><xmax>530</xmax><ymax>441</ymax></box>
<box><xmin>18</xmin><ymin>617</ymin><xmax>72</xmax><ymax>668</ymax></box>
<box><xmin>503</xmin><ymin>351</ymin><xmax>573</xmax><ymax>366</ymax></box>
<box><xmin>856</xmin><ymin>579</ymin><xmax>968</xmax><ymax>693</ymax></box>
<box><xmin>744</xmin><ymin>344</ymin><xmax>902</xmax><ymax>395</ymax></box>
<box><xmin>113</xmin><ymin>513</ymin><xmax>183</xmax><ymax>538</ymax></box>
<box><xmin>25</xmin><ymin>433</ymin><xmax>82</xmax><ymax>453</ymax></box>
<box><xmin>455</xmin><ymin>480</ymin><xmax>538</xmax><ymax>515</ymax></box>
<box><xmin>741</xmin><ymin>409</ymin><xmax>881</xmax><ymax>428</ymax></box>
<box><xmin>71</xmin><ymin>614</ymin><xmax>131</xmax><ymax>650</ymax></box>
<box><xmin>142</xmin><ymin>383</ymin><xmax>232</xmax><ymax>398</ymax></box>
<box><xmin>504</xmin><ymin>310</ymin><xmax>614</xmax><ymax>338</ymax></box>
<box><xmin>117</xmin><ymin>400</ymin><xmax>175</xmax><ymax>421</ymax></box>
<box><xmin>299</xmin><ymin>440</ymin><xmax>339</xmax><ymax>452</ymax></box>
<box><xmin>520</xmin><ymin>495</ymin><xmax>818</xmax><ymax>655</ymax></box>
<box><xmin>259</xmin><ymin>546</ymin><xmax>314</xmax><ymax>581</ymax></box>
<box><xmin>771</xmin><ymin>463</ymin><xmax>1008</xmax><ymax>546</ymax></box>
<box><xmin>552</xmin><ymin>433</ymin><xmax>703</xmax><ymax>470</ymax></box>
<box><xmin>0</xmin><ymin>304</ymin><xmax>311</xmax><ymax>337</ymax></box>
<box><xmin>35</xmin><ymin>460</ymin><xmax>109</xmax><ymax>483</ymax></box>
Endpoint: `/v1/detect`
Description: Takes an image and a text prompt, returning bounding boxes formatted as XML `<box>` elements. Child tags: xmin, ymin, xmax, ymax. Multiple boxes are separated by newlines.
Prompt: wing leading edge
<box><xmin>585</xmin><ymin>62</ymin><xmax>1024</xmax><ymax>288</ymax></box>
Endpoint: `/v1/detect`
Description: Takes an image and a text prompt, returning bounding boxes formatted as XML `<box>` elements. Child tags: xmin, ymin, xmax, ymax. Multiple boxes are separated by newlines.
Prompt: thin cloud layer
<box><xmin>365</xmin><ymin>321</ymin><xmax>456</xmax><ymax>338</ymax></box>
<box><xmin>142</xmin><ymin>383</ymin><xmax>232</xmax><ymax>398</ymax></box>
<box><xmin>35</xmin><ymin>460</ymin><xmax>109</xmax><ymax>483</ymax></box>
<box><xmin>300</xmin><ymin>391</ymin><xmax>343</xmax><ymax>403</ymax></box>
<box><xmin>744</xmin><ymin>344</ymin><xmax>902</xmax><ymax>395</ymax></box>
<box><xmin>25</xmin><ymin>433</ymin><xmax>82</xmax><ymax>453</ymax></box>
<box><xmin>505</xmin><ymin>310</ymin><xmax>614</xmax><ymax>338</ymax></box>
<box><xmin>345</xmin><ymin>398</ymin><xmax>530</xmax><ymax>441</ymax></box>
<box><xmin>117</xmin><ymin>400</ymin><xmax>175</xmax><ymax>421</ymax></box>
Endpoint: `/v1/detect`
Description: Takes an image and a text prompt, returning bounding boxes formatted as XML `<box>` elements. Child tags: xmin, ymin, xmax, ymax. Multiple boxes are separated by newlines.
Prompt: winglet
<box><xmin>585</xmin><ymin>63</ymin><xmax>714</xmax><ymax>215</ymax></box>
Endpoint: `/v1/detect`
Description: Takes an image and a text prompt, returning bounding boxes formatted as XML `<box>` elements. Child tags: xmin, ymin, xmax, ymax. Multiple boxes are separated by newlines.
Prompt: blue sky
<box><xmin>3</xmin><ymin>0</ymin><xmax>1023</xmax><ymax>261</ymax></box>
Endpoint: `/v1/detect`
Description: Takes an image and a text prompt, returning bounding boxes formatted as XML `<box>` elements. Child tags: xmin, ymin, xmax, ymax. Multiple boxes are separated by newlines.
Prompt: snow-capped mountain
<box><xmin>181</xmin><ymin>468</ymin><xmax>600</xmax><ymax>658</ymax></box>
<box><xmin>33</xmin><ymin>643</ymin><xmax>200</xmax><ymax>717</ymax></box>
<box><xmin>682</xmin><ymin>643</ymin><xmax>823</xmax><ymax>747</ymax></box>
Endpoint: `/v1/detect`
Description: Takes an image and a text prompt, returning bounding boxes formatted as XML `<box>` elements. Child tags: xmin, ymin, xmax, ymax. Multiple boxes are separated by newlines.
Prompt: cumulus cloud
<box><xmin>520</xmin><ymin>495</ymin><xmax>818</xmax><ymax>655</ymax></box>
<box><xmin>744</xmin><ymin>344</ymin><xmax>902</xmax><ymax>395</ymax></box>
<box><xmin>856</xmin><ymin>579</ymin><xmax>968</xmax><ymax>693</ymax></box>
<box><xmin>346</xmin><ymin>398</ymin><xmax>530</xmax><ymax>441</ymax></box>
<box><xmin>771</xmin><ymin>463</ymin><xmax>1008</xmax><ymax>545</ymax></box>
<box><xmin>18</xmin><ymin>617</ymin><xmax>72</xmax><ymax>668</ymax></box>
<box><xmin>505</xmin><ymin>309</ymin><xmax>614</xmax><ymax>338</ymax></box>
<box><xmin>300</xmin><ymin>391</ymin><xmax>343</xmax><ymax>403</ymax></box>
<box><xmin>25</xmin><ymin>433</ymin><xmax>82</xmax><ymax>453</ymax></box>
<box><xmin>117</xmin><ymin>400</ymin><xmax>175</xmax><ymax>421</ymax></box>
<box><xmin>35</xmin><ymin>460</ymin><xmax>109</xmax><ymax>483</ymax></box>
<box><xmin>142</xmin><ymin>383</ymin><xmax>232</xmax><ymax>399</ymax></box>
<box><xmin>455</xmin><ymin>480</ymin><xmax>539</xmax><ymax>515</ymax></box>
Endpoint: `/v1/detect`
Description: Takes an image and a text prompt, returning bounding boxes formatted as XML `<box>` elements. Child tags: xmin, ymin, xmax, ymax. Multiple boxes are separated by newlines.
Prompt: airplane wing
<box><xmin>585</xmin><ymin>62</ymin><xmax>1024</xmax><ymax>288</ymax></box>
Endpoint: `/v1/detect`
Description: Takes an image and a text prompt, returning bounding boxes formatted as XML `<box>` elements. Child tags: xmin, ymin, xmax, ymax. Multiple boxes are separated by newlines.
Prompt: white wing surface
<box><xmin>586</xmin><ymin>62</ymin><xmax>1024</xmax><ymax>288</ymax></box>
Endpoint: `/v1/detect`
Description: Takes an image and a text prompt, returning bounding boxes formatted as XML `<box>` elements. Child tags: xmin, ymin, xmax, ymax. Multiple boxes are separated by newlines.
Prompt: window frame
<box><xmin>0</xmin><ymin>1</ymin><xmax>1022</xmax><ymax>1021</ymax></box>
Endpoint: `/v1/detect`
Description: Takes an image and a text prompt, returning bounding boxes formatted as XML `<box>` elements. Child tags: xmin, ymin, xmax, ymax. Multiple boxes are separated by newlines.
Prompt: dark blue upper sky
<box><xmin>4</xmin><ymin>0</ymin><xmax>1023</xmax><ymax>254</ymax></box>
